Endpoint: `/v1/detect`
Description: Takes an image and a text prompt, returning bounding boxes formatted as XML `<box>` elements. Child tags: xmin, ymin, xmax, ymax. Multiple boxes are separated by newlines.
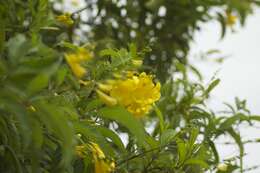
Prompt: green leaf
<box><xmin>3</xmin><ymin>145</ymin><xmax>23</xmax><ymax>173</ymax></box>
<box><xmin>227</xmin><ymin>128</ymin><xmax>244</xmax><ymax>173</ymax></box>
<box><xmin>153</xmin><ymin>104</ymin><xmax>165</xmax><ymax>133</ymax></box>
<box><xmin>189</xmin><ymin>128</ymin><xmax>199</xmax><ymax>147</ymax></box>
<box><xmin>55</xmin><ymin>66</ymin><xmax>67</xmax><ymax>86</ymax></box>
<box><xmin>0</xmin><ymin>16</ymin><xmax>5</xmax><ymax>53</ymax></box>
<box><xmin>99</xmin><ymin>48</ymin><xmax>118</xmax><ymax>57</ymax></box>
<box><xmin>189</xmin><ymin>65</ymin><xmax>202</xmax><ymax>81</ymax></box>
<box><xmin>95</xmin><ymin>126</ymin><xmax>126</xmax><ymax>152</ymax></box>
<box><xmin>176</xmin><ymin>138</ymin><xmax>187</xmax><ymax>165</ymax></box>
<box><xmin>98</xmin><ymin>106</ymin><xmax>148</xmax><ymax>147</ymax></box>
<box><xmin>7</xmin><ymin>34</ymin><xmax>31</xmax><ymax>64</ymax></box>
<box><xmin>34</xmin><ymin>101</ymin><xmax>74</xmax><ymax>167</ymax></box>
<box><xmin>184</xmin><ymin>158</ymin><xmax>209</xmax><ymax>168</ymax></box>
<box><xmin>30</xmin><ymin>117</ymin><xmax>43</xmax><ymax>149</ymax></box>
<box><xmin>84</xmin><ymin>99</ymin><xmax>103</xmax><ymax>112</ymax></box>
<box><xmin>160</xmin><ymin>129</ymin><xmax>177</xmax><ymax>146</ymax></box>
<box><xmin>217</xmin><ymin>12</ymin><xmax>226</xmax><ymax>39</ymax></box>
<box><xmin>249</xmin><ymin>115</ymin><xmax>260</xmax><ymax>121</ymax></box>
<box><xmin>207</xmin><ymin>139</ymin><xmax>219</xmax><ymax>164</ymax></box>
<box><xmin>218</xmin><ymin>114</ymin><xmax>248</xmax><ymax>132</ymax></box>
<box><xmin>203</xmin><ymin>79</ymin><xmax>220</xmax><ymax>98</ymax></box>
<box><xmin>27</xmin><ymin>74</ymin><xmax>49</xmax><ymax>94</ymax></box>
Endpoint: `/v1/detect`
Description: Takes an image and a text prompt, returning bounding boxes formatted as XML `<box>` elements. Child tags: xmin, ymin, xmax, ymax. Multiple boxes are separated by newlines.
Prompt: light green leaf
<box><xmin>98</xmin><ymin>106</ymin><xmax>148</xmax><ymax>147</ymax></box>
<box><xmin>95</xmin><ymin>126</ymin><xmax>126</xmax><ymax>152</ymax></box>
<box><xmin>27</xmin><ymin>74</ymin><xmax>49</xmax><ymax>94</ymax></box>
<box><xmin>184</xmin><ymin>158</ymin><xmax>209</xmax><ymax>168</ymax></box>
<box><xmin>160</xmin><ymin>129</ymin><xmax>177</xmax><ymax>146</ymax></box>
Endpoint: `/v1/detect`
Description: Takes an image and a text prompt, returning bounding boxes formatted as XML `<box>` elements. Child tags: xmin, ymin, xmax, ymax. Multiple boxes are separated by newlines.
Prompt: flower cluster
<box><xmin>97</xmin><ymin>72</ymin><xmax>161</xmax><ymax>117</ymax></box>
<box><xmin>89</xmin><ymin>143</ymin><xmax>115</xmax><ymax>173</ymax></box>
<box><xmin>65</xmin><ymin>48</ymin><xmax>92</xmax><ymax>78</ymax></box>
<box><xmin>226</xmin><ymin>12</ymin><xmax>237</xmax><ymax>26</ymax></box>
<box><xmin>75</xmin><ymin>142</ymin><xmax>115</xmax><ymax>173</ymax></box>
<box><xmin>75</xmin><ymin>144</ymin><xmax>87</xmax><ymax>158</ymax></box>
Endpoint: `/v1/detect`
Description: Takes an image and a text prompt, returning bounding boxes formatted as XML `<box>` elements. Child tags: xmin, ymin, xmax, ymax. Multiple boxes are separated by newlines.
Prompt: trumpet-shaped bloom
<box><xmin>226</xmin><ymin>12</ymin><xmax>237</xmax><ymax>26</ymax></box>
<box><xmin>75</xmin><ymin>142</ymin><xmax>115</xmax><ymax>173</ymax></box>
<box><xmin>89</xmin><ymin>142</ymin><xmax>115</xmax><ymax>173</ymax></box>
<box><xmin>98</xmin><ymin>72</ymin><xmax>161</xmax><ymax>117</ymax></box>
<box><xmin>65</xmin><ymin>48</ymin><xmax>92</xmax><ymax>78</ymax></box>
<box><xmin>75</xmin><ymin>145</ymin><xmax>87</xmax><ymax>158</ymax></box>
<box><xmin>94</xmin><ymin>159</ymin><xmax>115</xmax><ymax>173</ymax></box>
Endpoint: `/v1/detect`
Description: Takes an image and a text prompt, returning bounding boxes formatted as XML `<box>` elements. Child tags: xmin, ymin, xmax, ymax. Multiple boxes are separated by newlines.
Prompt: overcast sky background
<box><xmin>190</xmin><ymin>8</ymin><xmax>260</xmax><ymax>172</ymax></box>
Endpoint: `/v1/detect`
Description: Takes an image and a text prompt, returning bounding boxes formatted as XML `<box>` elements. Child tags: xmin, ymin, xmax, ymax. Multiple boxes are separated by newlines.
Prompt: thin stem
<box><xmin>71</xmin><ymin>6</ymin><xmax>88</xmax><ymax>17</ymax></box>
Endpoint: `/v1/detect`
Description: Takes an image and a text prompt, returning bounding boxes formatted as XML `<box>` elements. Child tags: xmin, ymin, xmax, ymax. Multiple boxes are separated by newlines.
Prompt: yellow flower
<box><xmin>88</xmin><ymin>142</ymin><xmax>106</xmax><ymax>159</ymax></box>
<box><xmin>96</xmin><ymin>89</ymin><xmax>118</xmax><ymax>106</ymax></box>
<box><xmin>98</xmin><ymin>72</ymin><xmax>161</xmax><ymax>117</ymax></box>
<box><xmin>28</xmin><ymin>105</ymin><xmax>36</xmax><ymax>112</ymax></box>
<box><xmin>75</xmin><ymin>145</ymin><xmax>87</xmax><ymax>158</ymax></box>
<box><xmin>95</xmin><ymin>159</ymin><xmax>115</xmax><ymax>173</ymax></box>
<box><xmin>89</xmin><ymin>142</ymin><xmax>115</xmax><ymax>173</ymax></box>
<box><xmin>65</xmin><ymin>48</ymin><xmax>92</xmax><ymax>78</ymax></box>
<box><xmin>226</xmin><ymin>12</ymin><xmax>237</xmax><ymax>26</ymax></box>
<box><xmin>56</xmin><ymin>13</ymin><xmax>74</xmax><ymax>26</ymax></box>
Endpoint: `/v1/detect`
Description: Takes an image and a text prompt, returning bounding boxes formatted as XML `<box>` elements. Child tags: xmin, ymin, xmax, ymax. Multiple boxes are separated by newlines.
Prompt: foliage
<box><xmin>51</xmin><ymin>0</ymin><xmax>260</xmax><ymax>81</ymax></box>
<box><xmin>0</xmin><ymin>0</ymin><xmax>260</xmax><ymax>173</ymax></box>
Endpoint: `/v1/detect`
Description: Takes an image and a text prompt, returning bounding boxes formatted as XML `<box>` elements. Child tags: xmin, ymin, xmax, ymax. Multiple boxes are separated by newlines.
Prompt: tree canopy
<box><xmin>0</xmin><ymin>0</ymin><xmax>260</xmax><ymax>173</ymax></box>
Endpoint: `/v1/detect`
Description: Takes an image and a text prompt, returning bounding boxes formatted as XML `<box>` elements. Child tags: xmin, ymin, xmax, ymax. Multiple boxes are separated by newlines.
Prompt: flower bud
<box><xmin>217</xmin><ymin>163</ymin><xmax>228</xmax><ymax>172</ymax></box>
<box><xmin>96</xmin><ymin>89</ymin><xmax>117</xmax><ymax>106</ymax></box>
<box><xmin>132</xmin><ymin>59</ymin><xmax>143</xmax><ymax>67</ymax></box>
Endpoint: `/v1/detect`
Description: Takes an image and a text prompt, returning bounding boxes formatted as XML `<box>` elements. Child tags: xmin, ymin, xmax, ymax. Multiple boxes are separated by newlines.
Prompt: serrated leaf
<box><xmin>73</xmin><ymin>122</ymin><xmax>115</xmax><ymax>157</ymax></box>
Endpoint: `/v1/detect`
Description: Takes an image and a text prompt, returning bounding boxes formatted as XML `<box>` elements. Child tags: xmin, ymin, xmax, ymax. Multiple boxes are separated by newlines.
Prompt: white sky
<box><xmin>190</xmin><ymin>8</ymin><xmax>260</xmax><ymax>172</ymax></box>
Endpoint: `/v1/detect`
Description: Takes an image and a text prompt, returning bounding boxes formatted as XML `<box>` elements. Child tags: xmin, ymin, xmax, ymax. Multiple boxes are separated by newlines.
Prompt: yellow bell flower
<box><xmin>65</xmin><ymin>48</ymin><xmax>92</xmax><ymax>78</ymax></box>
<box><xmin>95</xmin><ymin>159</ymin><xmax>115</xmax><ymax>173</ymax></box>
<box><xmin>88</xmin><ymin>142</ymin><xmax>106</xmax><ymax>159</ymax></box>
<box><xmin>75</xmin><ymin>145</ymin><xmax>87</xmax><ymax>158</ymax></box>
<box><xmin>56</xmin><ymin>13</ymin><xmax>74</xmax><ymax>26</ymax></box>
<box><xmin>89</xmin><ymin>142</ymin><xmax>115</xmax><ymax>173</ymax></box>
<box><xmin>28</xmin><ymin>105</ymin><xmax>36</xmax><ymax>112</ymax></box>
<box><xmin>98</xmin><ymin>72</ymin><xmax>161</xmax><ymax>117</ymax></box>
<box><xmin>226</xmin><ymin>12</ymin><xmax>237</xmax><ymax>26</ymax></box>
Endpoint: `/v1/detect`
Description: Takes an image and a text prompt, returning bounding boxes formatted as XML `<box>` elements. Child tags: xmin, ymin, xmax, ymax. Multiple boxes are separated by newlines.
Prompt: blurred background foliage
<box><xmin>1</xmin><ymin>0</ymin><xmax>260</xmax><ymax>173</ymax></box>
<box><xmin>51</xmin><ymin>0</ymin><xmax>260</xmax><ymax>81</ymax></box>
